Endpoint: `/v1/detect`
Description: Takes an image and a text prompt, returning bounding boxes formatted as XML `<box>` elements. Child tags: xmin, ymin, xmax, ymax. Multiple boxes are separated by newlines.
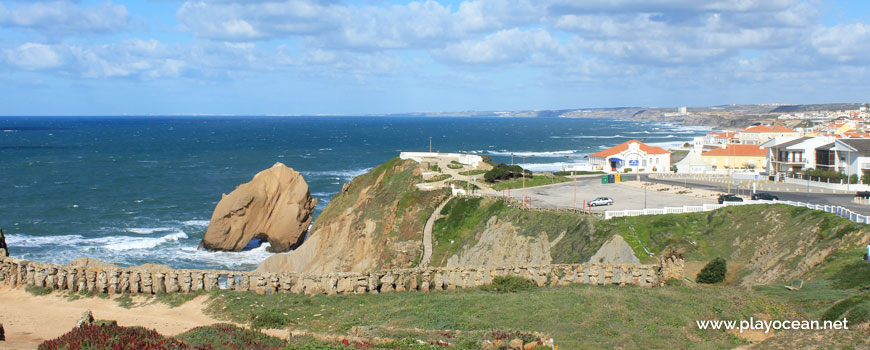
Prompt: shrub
<box><xmin>480</xmin><ymin>276</ymin><xmax>537</xmax><ymax>293</ymax></box>
<box><xmin>483</xmin><ymin>163</ymin><xmax>531</xmax><ymax>183</ymax></box>
<box><xmin>696</xmin><ymin>257</ymin><xmax>727</xmax><ymax>284</ymax></box>
<box><xmin>38</xmin><ymin>324</ymin><xmax>208</xmax><ymax>350</ymax></box>
<box><xmin>176</xmin><ymin>323</ymin><xmax>286</xmax><ymax>350</ymax></box>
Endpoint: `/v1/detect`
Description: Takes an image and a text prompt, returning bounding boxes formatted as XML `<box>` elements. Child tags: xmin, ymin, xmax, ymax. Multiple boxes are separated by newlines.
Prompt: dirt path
<box><xmin>0</xmin><ymin>286</ymin><xmax>223</xmax><ymax>349</ymax></box>
<box><xmin>420</xmin><ymin>199</ymin><xmax>452</xmax><ymax>268</ymax></box>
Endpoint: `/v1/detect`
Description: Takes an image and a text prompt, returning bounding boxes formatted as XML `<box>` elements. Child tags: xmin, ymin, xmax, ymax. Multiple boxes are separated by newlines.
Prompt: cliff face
<box><xmin>200</xmin><ymin>162</ymin><xmax>317</xmax><ymax>253</ymax></box>
<box><xmin>258</xmin><ymin>158</ymin><xmax>449</xmax><ymax>274</ymax></box>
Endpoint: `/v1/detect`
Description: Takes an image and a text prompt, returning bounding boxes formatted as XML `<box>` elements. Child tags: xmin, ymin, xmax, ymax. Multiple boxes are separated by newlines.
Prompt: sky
<box><xmin>0</xmin><ymin>0</ymin><xmax>868</xmax><ymax>116</ymax></box>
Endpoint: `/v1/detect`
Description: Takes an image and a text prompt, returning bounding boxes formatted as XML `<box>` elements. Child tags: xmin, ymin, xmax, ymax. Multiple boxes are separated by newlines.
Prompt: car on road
<box><xmin>717</xmin><ymin>194</ymin><xmax>743</xmax><ymax>204</ymax></box>
<box><xmin>751</xmin><ymin>192</ymin><xmax>779</xmax><ymax>201</ymax></box>
<box><xmin>589</xmin><ymin>197</ymin><xmax>614</xmax><ymax>206</ymax></box>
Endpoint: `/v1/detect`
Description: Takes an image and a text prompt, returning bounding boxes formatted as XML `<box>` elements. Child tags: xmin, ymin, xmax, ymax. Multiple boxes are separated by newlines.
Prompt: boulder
<box><xmin>509</xmin><ymin>338</ymin><xmax>524</xmax><ymax>350</ymax></box>
<box><xmin>200</xmin><ymin>162</ymin><xmax>317</xmax><ymax>253</ymax></box>
<box><xmin>76</xmin><ymin>310</ymin><xmax>95</xmax><ymax>327</ymax></box>
<box><xmin>0</xmin><ymin>228</ymin><xmax>8</xmax><ymax>257</ymax></box>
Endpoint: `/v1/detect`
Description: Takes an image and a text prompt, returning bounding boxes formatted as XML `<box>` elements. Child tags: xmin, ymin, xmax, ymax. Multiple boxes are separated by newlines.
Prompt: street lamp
<box><xmin>563</xmin><ymin>155</ymin><xmax>586</xmax><ymax>212</ymax></box>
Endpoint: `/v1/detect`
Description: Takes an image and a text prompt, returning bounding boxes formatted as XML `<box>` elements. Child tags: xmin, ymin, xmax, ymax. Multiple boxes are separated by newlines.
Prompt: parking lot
<box><xmin>501</xmin><ymin>176</ymin><xmax>717</xmax><ymax>212</ymax></box>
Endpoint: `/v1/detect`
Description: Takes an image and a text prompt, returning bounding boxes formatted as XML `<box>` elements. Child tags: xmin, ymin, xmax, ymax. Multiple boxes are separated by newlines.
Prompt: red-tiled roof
<box><xmin>741</xmin><ymin>125</ymin><xmax>796</xmax><ymax>133</ymax></box>
<box><xmin>703</xmin><ymin>145</ymin><xmax>767</xmax><ymax>157</ymax></box>
<box><xmin>589</xmin><ymin>139</ymin><xmax>669</xmax><ymax>158</ymax></box>
<box><xmin>711</xmin><ymin>131</ymin><xmax>738</xmax><ymax>138</ymax></box>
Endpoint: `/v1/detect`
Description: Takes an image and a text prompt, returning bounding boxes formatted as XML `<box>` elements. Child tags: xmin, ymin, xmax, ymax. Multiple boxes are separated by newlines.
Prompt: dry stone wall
<box><xmin>0</xmin><ymin>255</ymin><xmax>684</xmax><ymax>296</ymax></box>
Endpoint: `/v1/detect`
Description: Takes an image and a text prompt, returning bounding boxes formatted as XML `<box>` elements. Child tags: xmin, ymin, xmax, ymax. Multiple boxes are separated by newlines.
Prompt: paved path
<box><xmin>420</xmin><ymin>198</ymin><xmax>451</xmax><ymax>268</ymax></box>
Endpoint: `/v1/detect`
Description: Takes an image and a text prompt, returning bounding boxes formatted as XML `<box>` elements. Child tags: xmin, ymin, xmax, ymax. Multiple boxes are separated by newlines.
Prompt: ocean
<box><xmin>0</xmin><ymin>116</ymin><xmax>710</xmax><ymax>270</ymax></box>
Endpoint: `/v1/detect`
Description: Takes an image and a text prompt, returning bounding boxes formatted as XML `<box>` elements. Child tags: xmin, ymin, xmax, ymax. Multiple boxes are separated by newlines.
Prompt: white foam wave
<box><xmin>521</xmin><ymin>162</ymin><xmax>581</xmax><ymax>172</ymax></box>
<box><xmin>102</xmin><ymin>231</ymin><xmax>188</xmax><ymax>251</ymax></box>
<box><xmin>5</xmin><ymin>234</ymin><xmax>87</xmax><ymax>247</ymax></box>
<box><xmin>486</xmin><ymin>150</ymin><xmax>579</xmax><ymax>157</ymax></box>
<box><xmin>173</xmin><ymin>243</ymin><xmax>275</xmax><ymax>270</ymax></box>
<box><xmin>645</xmin><ymin>140</ymin><xmax>688</xmax><ymax>149</ymax></box>
<box><xmin>310</xmin><ymin>192</ymin><xmax>336</xmax><ymax>197</ymax></box>
<box><xmin>549</xmin><ymin>134</ymin><xmax>627</xmax><ymax>139</ymax></box>
<box><xmin>127</xmin><ymin>227</ymin><xmax>175</xmax><ymax>234</ymax></box>
<box><xmin>303</xmin><ymin>168</ymin><xmax>372</xmax><ymax>180</ymax></box>
<box><xmin>181</xmin><ymin>220</ymin><xmax>210</xmax><ymax>227</ymax></box>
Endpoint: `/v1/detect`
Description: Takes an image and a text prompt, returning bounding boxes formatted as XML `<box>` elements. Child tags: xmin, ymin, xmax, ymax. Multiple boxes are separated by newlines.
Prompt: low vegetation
<box><xmin>175</xmin><ymin>324</ymin><xmax>286</xmax><ymax>350</ymax></box>
<box><xmin>490</xmin><ymin>175</ymin><xmax>571</xmax><ymax>190</ymax></box>
<box><xmin>696</xmin><ymin>257</ymin><xmax>727</xmax><ymax>284</ymax></box>
<box><xmin>424</xmin><ymin>174</ymin><xmax>451</xmax><ymax>183</ymax></box>
<box><xmin>479</xmin><ymin>276</ymin><xmax>537</xmax><ymax>293</ymax></box>
<box><xmin>204</xmin><ymin>283</ymin><xmax>799</xmax><ymax>350</ymax></box>
<box><xmin>457</xmin><ymin>169</ymin><xmax>486</xmax><ymax>176</ymax></box>
<box><xmin>39</xmin><ymin>324</ymin><xmax>207</xmax><ymax>350</ymax></box>
<box><xmin>483</xmin><ymin>163</ymin><xmax>530</xmax><ymax>183</ymax></box>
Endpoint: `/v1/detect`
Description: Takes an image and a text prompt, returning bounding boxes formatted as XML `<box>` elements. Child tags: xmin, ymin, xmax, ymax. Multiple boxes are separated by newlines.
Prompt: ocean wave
<box><xmin>486</xmin><ymin>150</ymin><xmax>579</xmax><ymax>157</ymax></box>
<box><xmin>549</xmin><ymin>134</ymin><xmax>626</xmax><ymax>139</ymax></box>
<box><xmin>645</xmin><ymin>140</ymin><xmax>688</xmax><ymax>149</ymax></box>
<box><xmin>310</xmin><ymin>192</ymin><xmax>336</xmax><ymax>197</ymax></box>
<box><xmin>520</xmin><ymin>162</ymin><xmax>588</xmax><ymax>172</ymax></box>
<box><xmin>174</xmin><ymin>243</ymin><xmax>274</xmax><ymax>270</ymax></box>
<box><xmin>5</xmin><ymin>234</ymin><xmax>87</xmax><ymax>248</ymax></box>
<box><xmin>101</xmin><ymin>231</ymin><xmax>188</xmax><ymax>251</ymax></box>
<box><xmin>303</xmin><ymin>168</ymin><xmax>372</xmax><ymax>180</ymax></box>
<box><xmin>127</xmin><ymin>227</ymin><xmax>176</xmax><ymax>234</ymax></box>
<box><xmin>181</xmin><ymin>220</ymin><xmax>210</xmax><ymax>227</ymax></box>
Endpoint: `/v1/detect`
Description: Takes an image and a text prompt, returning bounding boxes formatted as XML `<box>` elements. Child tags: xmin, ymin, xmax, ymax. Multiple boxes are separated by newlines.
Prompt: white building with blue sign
<box><xmin>589</xmin><ymin>139</ymin><xmax>671</xmax><ymax>173</ymax></box>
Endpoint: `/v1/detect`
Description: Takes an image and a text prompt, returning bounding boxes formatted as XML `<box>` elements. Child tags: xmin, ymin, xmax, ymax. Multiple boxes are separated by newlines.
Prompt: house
<box><xmin>704</xmin><ymin>131</ymin><xmax>738</xmax><ymax>145</ymax></box>
<box><xmin>589</xmin><ymin>139</ymin><xmax>670</xmax><ymax>173</ymax></box>
<box><xmin>675</xmin><ymin>150</ymin><xmax>713</xmax><ymax>173</ymax></box>
<box><xmin>738</xmin><ymin>125</ymin><xmax>799</xmax><ymax>145</ymax></box>
<box><xmin>763</xmin><ymin>136</ymin><xmax>836</xmax><ymax>174</ymax></box>
<box><xmin>818</xmin><ymin>139</ymin><xmax>870</xmax><ymax>179</ymax></box>
<box><xmin>701</xmin><ymin>144</ymin><xmax>767</xmax><ymax>170</ymax></box>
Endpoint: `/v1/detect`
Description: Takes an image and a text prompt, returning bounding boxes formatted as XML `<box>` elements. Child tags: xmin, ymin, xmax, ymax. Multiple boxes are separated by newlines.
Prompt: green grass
<box><xmin>175</xmin><ymin>323</ymin><xmax>286</xmax><ymax>350</ymax></box>
<box><xmin>25</xmin><ymin>285</ymin><xmax>54</xmax><ymax>296</ymax></box>
<box><xmin>491</xmin><ymin>175</ymin><xmax>571</xmax><ymax>190</ymax></box>
<box><xmin>206</xmin><ymin>283</ymin><xmax>798</xmax><ymax>350</ymax></box>
<box><xmin>424</xmin><ymin>174</ymin><xmax>452</xmax><ymax>183</ymax></box>
<box><xmin>447</xmin><ymin>163</ymin><xmax>464</xmax><ymax>170</ymax></box>
<box><xmin>553</xmin><ymin>170</ymin><xmax>605</xmax><ymax>176</ymax></box>
<box><xmin>430</xmin><ymin>198</ymin><xmax>504</xmax><ymax>266</ymax></box>
<box><xmin>458</xmin><ymin>170</ymin><xmax>486</xmax><ymax>176</ymax></box>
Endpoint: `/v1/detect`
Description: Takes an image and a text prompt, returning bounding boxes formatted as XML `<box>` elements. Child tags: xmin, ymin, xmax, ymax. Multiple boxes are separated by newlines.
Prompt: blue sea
<box><xmin>0</xmin><ymin>116</ymin><xmax>710</xmax><ymax>270</ymax></box>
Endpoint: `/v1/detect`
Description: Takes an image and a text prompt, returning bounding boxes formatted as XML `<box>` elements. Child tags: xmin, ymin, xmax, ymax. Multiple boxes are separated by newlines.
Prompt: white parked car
<box><xmin>589</xmin><ymin>197</ymin><xmax>614</xmax><ymax>206</ymax></box>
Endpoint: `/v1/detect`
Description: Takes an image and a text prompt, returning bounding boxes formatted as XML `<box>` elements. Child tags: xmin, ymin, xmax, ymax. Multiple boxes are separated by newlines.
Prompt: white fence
<box><xmin>605</xmin><ymin>200</ymin><xmax>870</xmax><ymax>224</ymax></box>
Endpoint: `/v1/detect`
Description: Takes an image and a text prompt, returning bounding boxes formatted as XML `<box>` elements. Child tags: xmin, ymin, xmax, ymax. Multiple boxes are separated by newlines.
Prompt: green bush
<box><xmin>480</xmin><ymin>276</ymin><xmax>537</xmax><ymax>293</ymax></box>
<box><xmin>484</xmin><ymin>163</ymin><xmax>531</xmax><ymax>183</ymax></box>
<box><xmin>696</xmin><ymin>257</ymin><xmax>727</xmax><ymax>284</ymax></box>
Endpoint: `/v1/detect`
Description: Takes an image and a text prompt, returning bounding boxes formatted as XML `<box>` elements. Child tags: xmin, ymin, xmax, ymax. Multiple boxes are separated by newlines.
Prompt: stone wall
<box><xmin>0</xmin><ymin>255</ymin><xmax>684</xmax><ymax>296</ymax></box>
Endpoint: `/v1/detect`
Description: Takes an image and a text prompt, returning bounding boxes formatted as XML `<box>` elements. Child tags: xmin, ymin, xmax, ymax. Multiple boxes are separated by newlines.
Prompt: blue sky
<box><xmin>0</xmin><ymin>0</ymin><xmax>868</xmax><ymax>116</ymax></box>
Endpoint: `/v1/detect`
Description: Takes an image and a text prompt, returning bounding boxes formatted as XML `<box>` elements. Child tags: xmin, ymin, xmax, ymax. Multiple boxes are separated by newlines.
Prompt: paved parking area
<box><xmin>500</xmin><ymin>177</ymin><xmax>716</xmax><ymax>212</ymax></box>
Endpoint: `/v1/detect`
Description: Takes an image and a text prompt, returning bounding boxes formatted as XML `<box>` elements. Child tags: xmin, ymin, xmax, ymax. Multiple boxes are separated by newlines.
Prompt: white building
<box><xmin>675</xmin><ymin>149</ymin><xmax>713</xmax><ymax>174</ymax></box>
<box><xmin>762</xmin><ymin>136</ymin><xmax>835</xmax><ymax>174</ymax></box>
<box><xmin>589</xmin><ymin>139</ymin><xmax>670</xmax><ymax>173</ymax></box>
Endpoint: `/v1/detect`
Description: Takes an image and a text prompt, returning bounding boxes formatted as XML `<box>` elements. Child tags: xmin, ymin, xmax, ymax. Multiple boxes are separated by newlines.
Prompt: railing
<box><xmin>605</xmin><ymin>199</ymin><xmax>870</xmax><ymax>224</ymax></box>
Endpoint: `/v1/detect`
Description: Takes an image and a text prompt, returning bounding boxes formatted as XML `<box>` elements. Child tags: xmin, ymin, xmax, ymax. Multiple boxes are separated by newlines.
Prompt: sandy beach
<box><xmin>0</xmin><ymin>285</ymin><xmax>221</xmax><ymax>350</ymax></box>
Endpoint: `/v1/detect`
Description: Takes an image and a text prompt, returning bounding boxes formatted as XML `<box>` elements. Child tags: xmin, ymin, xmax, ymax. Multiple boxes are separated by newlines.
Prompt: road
<box><xmin>643</xmin><ymin>175</ymin><xmax>870</xmax><ymax>215</ymax></box>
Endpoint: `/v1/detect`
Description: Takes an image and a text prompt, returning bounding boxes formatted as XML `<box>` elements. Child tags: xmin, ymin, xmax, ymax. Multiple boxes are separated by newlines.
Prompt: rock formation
<box><xmin>0</xmin><ymin>229</ymin><xmax>8</xmax><ymax>257</ymax></box>
<box><xmin>200</xmin><ymin>162</ymin><xmax>317</xmax><ymax>253</ymax></box>
<box><xmin>588</xmin><ymin>234</ymin><xmax>640</xmax><ymax>265</ymax></box>
<box><xmin>258</xmin><ymin>158</ymin><xmax>449</xmax><ymax>274</ymax></box>
<box><xmin>445</xmin><ymin>216</ymin><xmax>552</xmax><ymax>267</ymax></box>
<box><xmin>67</xmin><ymin>257</ymin><xmax>118</xmax><ymax>269</ymax></box>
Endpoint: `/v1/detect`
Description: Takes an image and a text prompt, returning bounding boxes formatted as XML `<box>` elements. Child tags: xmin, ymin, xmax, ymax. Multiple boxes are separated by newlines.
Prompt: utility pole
<box><xmin>573</xmin><ymin>171</ymin><xmax>577</xmax><ymax>212</ymax></box>
<box><xmin>429</xmin><ymin>137</ymin><xmax>432</xmax><ymax>153</ymax></box>
<box><xmin>515</xmin><ymin>155</ymin><xmax>533</xmax><ymax>208</ymax></box>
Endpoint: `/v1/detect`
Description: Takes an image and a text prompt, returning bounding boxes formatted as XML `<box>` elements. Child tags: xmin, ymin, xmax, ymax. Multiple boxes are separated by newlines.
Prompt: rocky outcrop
<box><xmin>200</xmin><ymin>162</ymin><xmax>317</xmax><ymax>253</ymax></box>
<box><xmin>258</xmin><ymin>158</ymin><xmax>449</xmax><ymax>274</ymax></box>
<box><xmin>587</xmin><ymin>234</ymin><xmax>640</xmax><ymax>265</ymax></box>
<box><xmin>445</xmin><ymin>216</ymin><xmax>552</xmax><ymax>267</ymax></box>
<box><xmin>67</xmin><ymin>257</ymin><xmax>118</xmax><ymax>269</ymax></box>
<box><xmin>0</xmin><ymin>229</ymin><xmax>8</xmax><ymax>257</ymax></box>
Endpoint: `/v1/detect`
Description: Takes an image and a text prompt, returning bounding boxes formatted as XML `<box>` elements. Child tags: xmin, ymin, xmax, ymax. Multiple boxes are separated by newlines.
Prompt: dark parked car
<box><xmin>717</xmin><ymin>194</ymin><xmax>743</xmax><ymax>204</ymax></box>
<box><xmin>751</xmin><ymin>192</ymin><xmax>779</xmax><ymax>200</ymax></box>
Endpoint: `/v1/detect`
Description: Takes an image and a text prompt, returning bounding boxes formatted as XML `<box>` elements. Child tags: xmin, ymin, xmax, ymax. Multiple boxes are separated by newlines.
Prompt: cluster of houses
<box><xmin>583</xmin><ymin>120</ymin><xmax>870</xmax><ymax>181</ymax></box>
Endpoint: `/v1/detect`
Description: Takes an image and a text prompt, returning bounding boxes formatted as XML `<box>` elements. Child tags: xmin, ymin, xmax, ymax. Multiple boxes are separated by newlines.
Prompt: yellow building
<box><xmin>701</xmin><ymin>144</ymin><xmax>767</xmax><ymax>170</ymax></box>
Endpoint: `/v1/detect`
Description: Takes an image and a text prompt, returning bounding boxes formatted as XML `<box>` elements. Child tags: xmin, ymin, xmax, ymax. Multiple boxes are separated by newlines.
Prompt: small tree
<box><xmin>696</xmin><ymin>257</ymin><xmax>727</xmax><ymax>284</ymax></box>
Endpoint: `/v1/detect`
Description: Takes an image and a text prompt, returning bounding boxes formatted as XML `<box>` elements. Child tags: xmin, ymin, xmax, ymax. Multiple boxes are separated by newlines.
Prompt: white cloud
<box><xmin>4</xmin><ymin>42</ymin><xmax>64</xmax><ymax>69</ymax></box>
<box><xmin>0</xmin><ymin>1</ymin><xmax>131</xmax><ymax>35</ymax></box>
<box><xmin>811</xmin><ymin>23</ymin><xmax>870</xmax><ymax>64</ymax></box>
<box><xmin>434</xmin><ymin>28</ymin><xmax>562</xmax><ymax>66</ymax></box>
